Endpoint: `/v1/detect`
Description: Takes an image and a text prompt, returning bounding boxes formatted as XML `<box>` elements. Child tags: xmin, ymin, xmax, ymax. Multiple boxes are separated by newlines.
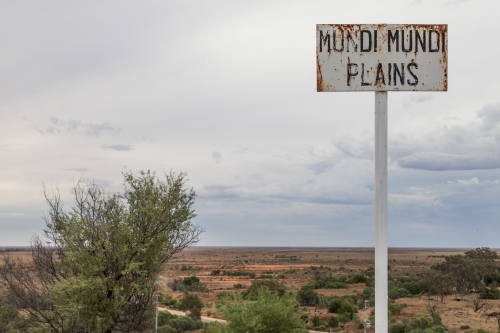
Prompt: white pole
<box><xmin>364</xmin><ymin>300</ymin><xmax>368</xmax><ymax>333</ymax></box>
<box><xmin>374</xmin><ymin>91</ymin><xmax>388</xmax><ymax>333</ymax></box>
<box><xmin>155</xmin><ymin>294</ymin><xmax>159</xmax><ymax>332</ymax></box>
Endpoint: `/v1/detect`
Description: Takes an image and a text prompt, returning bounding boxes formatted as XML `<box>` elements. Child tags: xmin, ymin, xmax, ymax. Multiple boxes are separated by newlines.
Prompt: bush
<box><xmin>328</xmin><ymin>315</ymin><xmax>340</xmax><ymax>328</ymax></box>
<box><xmin>158</xmin><ymin>325</ymin><xmax>177</xmax><ymax>333</ymax></box>
<box><xmin>178</xmin><ymin>292</ymin><xmax>204</xmax><ymax>320</ymax></box>
<box><xmin>0</xmin><ymin>300</ymin><xmax>19</xmax><ymax>332</ymax></box>
<box><xmin>168</xmin><ymin>275</ymin><xmax>207</xmax><ymax>292</ymax></box>
<box><xmin>485</xmin><ymin>273</ymin><xmax>500</xmax><ymax>285</ymax></box>
<box><xmin>297</xmin><ymin>285</ymin><xmax>320</xmax><ymax>306</ymax></box>
<box><xmin>388</xmin><ymin>323</ymin><xmax>406</xmax><ymax>333</ymax></box>
<box><xmin>348</xmin><ymin>273</ymin><xmax>367</xmax><ymax>284</ymax></box>
<box><xmin>217</xmin><ymin>292</ymin><xmax>230</xmax><ymax>300</ymax></box>
<box><xmin>389</xmin><ymin>287</ymin><xmax>411</xmax><ymax>300</ymax></box>
<box><xmin>221</xmin><ymin>270</ymin><xmax>256</xmax><ymax>278</ymax></box>
<box><xmin>406</xmin><ymin>316</ymin><xmax>434</xmax><ymax>331</ymax></box>
<box><xmin>389</xmin><ymin>316</ymin><xmax>446</xmax><ymax>333</ymax></box>
<box><xmin>215</xmin><ymin>289</ymin><xmax>307</xmax><ymax>333</ymax></box>
<box><xmin>159</xmin><ymin>294</ymin><xmax>178</xmax><ymax>307</ymax></box>
<box><xmin>243</xmin><ymin>279</ymin><xmax>287</xmax><ymax>300</ymax></box>
<box><xmin>480</xmin><ymin>284</ymin><xmax>500</xmax><ymax>299</ymax></box>
<box><xmin>403</xmin><ymin>281</ymin><xmax>421</xmax><ymax>295</ymax></box>
<box><xmin>158</xmin><ymin>311</ymin><xmax>175</xmax><ymax>326</ymax></box>
<box><xmin>328</xmin><ymin>297</ymin><xmax>356</xmax><ymax>319</ymax></box>
<box><xmin>310</xmin><ymin>315</ymin><xmax>322</xmax><ymax>327</ymax></box>
<box><xmin>388</xmin><ymin>302</ymin><xmax>407</xmax><ymax>316</ymax></box>
<box><xmin>157</xmin><ymin>311</ymin><xmax>203</xmax><ymax>333</ymax></box>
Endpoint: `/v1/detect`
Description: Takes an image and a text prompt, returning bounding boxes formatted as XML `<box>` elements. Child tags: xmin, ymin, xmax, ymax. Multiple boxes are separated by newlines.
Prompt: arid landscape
<box><xmin>158</xmin><ymin>247</ymin><xmax>500</xmax><ymax>333</ymax></box>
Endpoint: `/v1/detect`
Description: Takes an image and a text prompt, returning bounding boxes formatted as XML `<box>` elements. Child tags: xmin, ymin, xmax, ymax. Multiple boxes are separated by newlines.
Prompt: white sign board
<box><xmin>316</xmin><ymin>24</ymin><xmax>448</xmax><ymax>92</ymax></box>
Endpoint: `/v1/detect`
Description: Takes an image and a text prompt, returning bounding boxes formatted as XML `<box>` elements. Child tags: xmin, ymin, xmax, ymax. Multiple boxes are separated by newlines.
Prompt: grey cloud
<box><xmin>332</xmin><ymin>137</ymin><xmax>372</xmax><ymax>159</ymax></box>
<box><xmin>477</xmin><ymin>103</ymin><xmax>500</xmax><ymax>131</ymax></box>
<box><xmin>204</xmin><ymin>184</ymin><xmax>239</xmax><ymax>191</ymax></box>
<box><xmin>212</xmin><ymin>151</ymin><xmax>222</xmax><ymax>164</ymax></box>
<box><xmin>307</xmin><ymin>160</ymin><xmax>337</xmax><ymax>175</ymax></box>
<box><xmin>200</xmin><ymin>179</ymin><xmax>372</xmax><ymax>206</ymax></box>
<box><xmin>101</xmin><ymin>144</ymin><xmax>133</xmax><ymax>151</ymax></box>
<box><xmin>403</xmin><ymin>94</ymin><xmax>432</xmax><ymax>108</ymax></box>
<box><xmin>200</xmin><ymin>184</ymin><xmax>241</xmax><ymax>201</ymax></box>
<box><xmin>410</xmin><ymin>94</ymin><xmax>432</xmax><ymax>103</ymax></box>
<box><xmin>236</xmin><ymin>146</ymin><xmax>249</xmax><ymax>153</ymax></box>
<box><xmin>92</xmin><ymin>179</ymin><xmax>114</xmax><ymax>190</ymax></box>
<box><xmin>390</xmin><ymin>102</ymin><xmax>500</xmax><ymax>171</ymax></box>
<box><xmin>46</xmin><ymin>117</ymin><xmax>115</xmax><ymax>136</ymax></box>
<box><xmin>305</xmin><ymin>146</ymin><xmax>343</xmax><ymax>175</ymax></box>
<box><xmin>398</xmin><ymin>152</ymin><xmax>500</xmax><ymax>171</ymax></box>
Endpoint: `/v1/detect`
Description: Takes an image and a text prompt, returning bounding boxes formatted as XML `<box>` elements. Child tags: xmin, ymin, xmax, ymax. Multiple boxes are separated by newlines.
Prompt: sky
<box><xmin>1</xmin><ymin>0</ymin><xmax>499</xmax><ymax>248</ymax></box>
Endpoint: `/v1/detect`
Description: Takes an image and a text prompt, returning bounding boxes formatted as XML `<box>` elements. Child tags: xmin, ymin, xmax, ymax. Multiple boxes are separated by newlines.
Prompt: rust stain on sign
<box><xmin>316</xmin><ymin>24</ymin><xmax>448</xmax><ymax>92</ymax></box>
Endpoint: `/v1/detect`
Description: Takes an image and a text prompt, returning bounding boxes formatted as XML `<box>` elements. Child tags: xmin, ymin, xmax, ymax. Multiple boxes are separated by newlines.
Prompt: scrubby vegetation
<box><xmin>168</xmin><ymin>275</ymin><xmax>208</xmax><ymax>292</ymax></box>
<box><xmin>157</xmin><ymin>311</ymin><xmax>203</xmax><ymax>333</ymax></box>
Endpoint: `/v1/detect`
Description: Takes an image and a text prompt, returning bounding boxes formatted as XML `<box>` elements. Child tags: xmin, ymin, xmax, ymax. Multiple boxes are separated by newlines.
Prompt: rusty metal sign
<box><xmin>316</xmin><ymin>24</ymin><xmax>447</xmax><ymax>92</ymax></box>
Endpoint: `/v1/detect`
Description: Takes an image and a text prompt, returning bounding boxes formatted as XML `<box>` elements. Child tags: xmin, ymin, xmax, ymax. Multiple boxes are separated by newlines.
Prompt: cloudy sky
<box><xmin>1</xmin><ymin>0</ymin><xmax>499</xmax><ymax>248</ymax></box>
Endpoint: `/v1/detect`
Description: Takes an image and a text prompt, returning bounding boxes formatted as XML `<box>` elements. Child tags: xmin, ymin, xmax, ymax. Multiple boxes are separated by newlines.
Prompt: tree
<box><xmin>432</xmin><ymin>273</ymin><xmax>456</xmax><ymax>303</ymax></box>
<box><xmin>0</xmin><ymin>170</ymin><xmax>203</xmax><ymax>333</ymax></box>
<box><xmin>178</xmin><ymin>292</ymin><xmax>203</xmax><ymax>320</ymax></box>
<box><xmin>431</xmin><ymin>255</ymin><xmax>480</xmax><ymax>298</ymax></box>
<box><xmin>465</xmin><ymin>248</ymin><xmax>499</xmax><ymax>283</ymax></box>
<box><xmin>208</xmin><ymin>288</ymin><xmax>308</xmax><ymax>333</ymax></box>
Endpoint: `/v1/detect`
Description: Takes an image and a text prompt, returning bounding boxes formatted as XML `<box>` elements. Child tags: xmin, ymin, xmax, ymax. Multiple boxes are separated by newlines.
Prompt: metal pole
<box><xmin>364</xmin><ymin>300</ymin><xmax>367</xmax><ymax>333</ymax></box>
<box><xmin>155</xmin><ymin>294</ymin><xmax>159</xmax><ymax>332</ymax></box>
<box><xmin>374</xmin><ymin>91</ymin><xmax>388</xmax><ymax>333</ymax></box>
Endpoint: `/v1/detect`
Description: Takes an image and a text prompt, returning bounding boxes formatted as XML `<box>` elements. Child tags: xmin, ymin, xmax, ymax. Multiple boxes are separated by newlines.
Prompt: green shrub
<box><xmin>328</xmin><ymin>315</ymin><xmax>340</xmax><ymax>328</ymax></box>
<box><xmin>403</xmin><ymin>281</ymin><xmax>421</xmax><ymax>295</ymax></box>
<box><xmin>168</xmin><ymin>275</ymin><xmax>207</xmax><ymax>292</ymax></box>
<box><xmin>0</xmin><ymin>301</ymin><xmax>19</xmax><ymax>333</ymax></box>
<box><xmin>388</xmin><ymin>302</ymin><xmax>407</xmax><ymax>316</ymax></box>
<box><xmin>349</xmin><ymin>273</ymin><xmax>367</xmax><ymax>284</ymax></box>
<box><xmin>310</xmin><ymin>315</ymin><xmax>322</xmax><ymax>327</ymax></box>
<box><xmin>297</xmin><ymin>285</ymin><xmax>320</xmax><ymax>306</ymax></box>
<box><xmin>217</xmin><ymin>292</ymin><xmax>230</xmax><ymax>300</ymax></box>
<box><xmin>328</xmin><ymin>296</ymin><xmax>356</xmax><ymax>319</ymax></box>
<box><xmin>485</xmin><ymin>273</ymin><xmax>500</xmax><ymax>285</ymax></box>
<box><xmin>221</xmin><ymin>270</ymin><xmax>256</xmax><ymax>278</ymax></box>
<box><xmin>388</xmin><ymin>287</ymin><xmax>411</xmax><ymax>300</ymax></box>
<box><xmin>388</xmin><ymin>323</ymin><xmax>406</xmax><ymax>333</ymax></box>
<box><xmin>388</xmin><ymin>315</ymin><xmax>446</xmax><ymax>333</ymax></box>
<box><xmin>243</xmin><ymin>279</ymin><xmax>287</xmax><ymax>300</ymax></box>
<box><xmin>157</xmin><ymin>311</ymin><xmax>203</xmax><ymax>333</ymax></box>
<box><xmin>480</xmin><ymin>284</ymin><xmax>500</xmax><ymax>299</ymax></box>
<box><xmin>215</xmin><ymin>289</ymin><xmax>307</xmax><ymax>333</ymax></box>
<box><xmin>157</xmin><ymin>325</ymin><xmax>177</xmax><ymax>333</ymax></box>
<box><xmin>178</xmin><ymin>292</ymin><xmax>204</xmax><ymax>320</ymax></box>
<box><xmin>159</xmin><ymin>293</ymin><xmax>178</xmax><ymax>307</ymax></box>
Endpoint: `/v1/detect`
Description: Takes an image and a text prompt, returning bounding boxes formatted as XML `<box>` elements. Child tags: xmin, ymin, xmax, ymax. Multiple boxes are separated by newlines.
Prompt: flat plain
<box><xmin>159</xmin><ymin>247</ymin><xmax>500</xmax><ymax>333</ymax></box>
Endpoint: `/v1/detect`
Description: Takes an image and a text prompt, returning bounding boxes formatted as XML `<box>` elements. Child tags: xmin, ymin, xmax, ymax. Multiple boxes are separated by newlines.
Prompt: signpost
<box><xmin>316</xmin><ymin>24</ymin><xmax>448</xmax><ymax>333</ymax></box>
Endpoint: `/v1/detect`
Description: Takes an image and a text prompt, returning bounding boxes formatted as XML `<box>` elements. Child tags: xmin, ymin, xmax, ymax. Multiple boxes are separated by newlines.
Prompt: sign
<box><xmin>316</xmin><ymin>24</ymin><xmax>447</xmax><ymax>92</ymax></box>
